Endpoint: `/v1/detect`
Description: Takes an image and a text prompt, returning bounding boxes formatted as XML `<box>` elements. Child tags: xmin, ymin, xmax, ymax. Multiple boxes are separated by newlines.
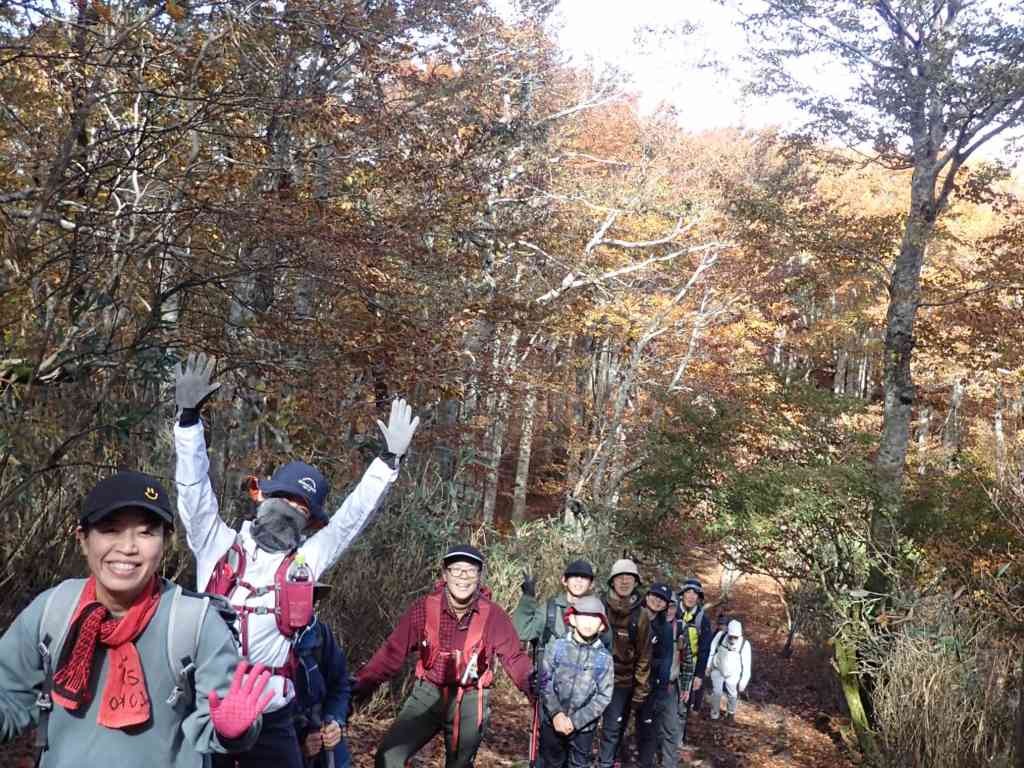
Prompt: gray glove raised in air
<box><xmin>376</xmin><ymin>398</ymin><xmax>419</xmax><ymax>459</ymax></box>
<box><xmin>174</xmin><ymin>352</ymin><xmax>221</xmax><ymax>424</ymax></box>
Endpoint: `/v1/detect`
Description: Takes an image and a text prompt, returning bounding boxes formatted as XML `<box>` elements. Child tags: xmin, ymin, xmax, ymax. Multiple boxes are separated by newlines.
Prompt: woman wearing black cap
<box><xmin>0</xmin><ymin>470</ymin><xmax>272</xmax><ymax>768</ymax></box>
<box><xmin>513</xmin><ymin>559</ymin><xmax>596</xmax><ymax>648</ymax></box>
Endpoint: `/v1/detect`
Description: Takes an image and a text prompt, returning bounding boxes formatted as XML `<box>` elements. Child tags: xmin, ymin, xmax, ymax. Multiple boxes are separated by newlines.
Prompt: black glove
<box><xmin>521</xmin><ymin>571</ymin><xmax>536</xmax><ymax>598</ymax></box>
<box><xmin>173</xmin><ymin>352</ymin><xmax>221</xmax><ymax>425</ymax></box>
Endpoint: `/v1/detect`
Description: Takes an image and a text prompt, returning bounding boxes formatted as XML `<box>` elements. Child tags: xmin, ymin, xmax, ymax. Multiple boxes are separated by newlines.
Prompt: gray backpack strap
<box><xmin>165</xmin><ymin>586</ymin><xmax>209</xmax><ymax>707</ymax></box>
<box><xmin>35</xmin><ymin>579</ymin><xmax>87</xmax><ymax>767</ymax></box>
<box><xmin>38</xmin><ymin>579</ymin><xmax>87</xmax><ymax>659</ymax></box>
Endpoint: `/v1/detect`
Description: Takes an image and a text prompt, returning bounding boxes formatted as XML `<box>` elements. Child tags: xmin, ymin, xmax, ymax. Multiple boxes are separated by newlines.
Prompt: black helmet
<box><xmin>563</xmin><ymin>559</ymin><xmax>595</xmax><ymax>580</ymax></box>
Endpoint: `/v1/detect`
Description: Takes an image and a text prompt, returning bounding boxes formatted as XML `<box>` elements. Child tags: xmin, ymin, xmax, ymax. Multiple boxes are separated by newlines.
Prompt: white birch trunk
<box><xmin>915</xmin><ymin>405</ymin><xmax>932</xmax><ymax>476</ymax></box>
<box><xmin>995</xmin><ymin>381</ymin><xmax>1007</xmax><ymax>490</ymax></box>
<box><xmin>511</xmin><ymin>386</ymin><xmax>539</xmax><ymax>523</ymax></box>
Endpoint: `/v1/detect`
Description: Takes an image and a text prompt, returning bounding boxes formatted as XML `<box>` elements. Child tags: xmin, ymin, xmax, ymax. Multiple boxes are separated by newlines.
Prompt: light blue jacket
<box><xmin>0</xmin><ymin>578</ymin><xmax>258</xmax><ymax>767</ymax></box>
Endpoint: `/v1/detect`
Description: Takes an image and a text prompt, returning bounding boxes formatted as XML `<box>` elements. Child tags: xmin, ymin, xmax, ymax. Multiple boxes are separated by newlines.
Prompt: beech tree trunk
<box><xmin>995</xmin><ymin>381</ymin><xmax>1007</xmax><ymax>491</ymax></box>
<box><xmin>511</xmin><ymin>386</ymin><xmax>539</xmax><ymax>523</ymax></box>
<box><xmin>916</xmin><ymin>405</ymin><xmax>932</xmax><ymax>476</ymax></box>
<box><xmin>834</xmin><ymin>347</ymin><xmax>848</xmax><ymax>395</ymax></box>
<box><xmin>871</xmin><ymin>163</ymin><xmax>939</xmax><ymax>592</ymax></box>
<box><xmin>482</xmin><ymin>325</ymin><xmax>523</xmax><ymax>524</ymax></box>
<box><xmin>942</xmin><ymin>378</ymin><xmax>965</xmax><ymax>468</ymax></box>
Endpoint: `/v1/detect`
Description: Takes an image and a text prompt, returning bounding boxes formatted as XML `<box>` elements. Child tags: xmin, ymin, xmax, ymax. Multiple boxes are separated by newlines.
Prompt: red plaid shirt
<box><xmin>356</xmin><ymin>584</ymin><xmax>531</xmax><ymax>693</ymax></box>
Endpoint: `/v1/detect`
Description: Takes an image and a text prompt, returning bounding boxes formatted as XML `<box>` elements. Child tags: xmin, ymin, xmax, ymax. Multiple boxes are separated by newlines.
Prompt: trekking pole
<box><xmin>528</xmin><ymin>639</ymin><xmax>541</xmax><ymax>768</ymax></box>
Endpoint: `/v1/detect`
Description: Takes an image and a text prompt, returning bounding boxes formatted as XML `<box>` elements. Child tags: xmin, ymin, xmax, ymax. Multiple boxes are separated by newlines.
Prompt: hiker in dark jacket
<box><xmin>678</xmin><ymin>577</ymin><xmax>713</xmax><ymax>728</ymax></box>
<box><xmin>637</xmin><ymin>584</ymin><xmax>674</xmax><ymax>768</ymax></box>
<box><xmin>597</xmin><ymin>558</ymin><xmax>652</xmax><ymax>768</ymax></box>
<box><xmin>539</xmin><ymin>595</ymin><xmax>614</xmax><ymax>768</ymax></box>
<box><xmin>294</xmin><ymin>613</ymin><xmax>351</xmax><ymax>768</ymax></box>
<box><xmin>514</xmin><ymin>560</ymin><xmax>595</xmax><ymax>647</ymax></box>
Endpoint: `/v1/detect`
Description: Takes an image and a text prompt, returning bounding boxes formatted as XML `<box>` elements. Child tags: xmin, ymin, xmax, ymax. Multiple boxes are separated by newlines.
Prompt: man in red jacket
<box><xmin>354</xmin><ymin>544</ymin><xmax>534</xmax><ymax>768</ymax></box>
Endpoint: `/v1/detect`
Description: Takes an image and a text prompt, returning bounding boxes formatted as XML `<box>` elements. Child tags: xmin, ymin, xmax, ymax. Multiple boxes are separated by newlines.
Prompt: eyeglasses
<box><xmin>446</xmin><ymin>566</ymin><xmax>480</xmax><ymax>579</ymax></box>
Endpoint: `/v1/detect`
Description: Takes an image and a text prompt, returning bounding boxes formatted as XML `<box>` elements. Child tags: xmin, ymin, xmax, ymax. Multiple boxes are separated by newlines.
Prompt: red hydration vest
<box><xmin>415</xmin><ymin>589</ymin><xmax>493</xmax><ymax>750</ymax></box>
<box><xmin>204</xmin><ymin>538</ymin><xmax>315</xmax><ymax>676</ymax></box>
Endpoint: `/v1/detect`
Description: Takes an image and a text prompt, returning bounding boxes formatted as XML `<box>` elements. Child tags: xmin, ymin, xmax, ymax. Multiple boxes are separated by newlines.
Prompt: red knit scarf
<box><xmin>52</xmin><ymin>576</ymin><xmax>161</xmax><ymax>729</ymax></box>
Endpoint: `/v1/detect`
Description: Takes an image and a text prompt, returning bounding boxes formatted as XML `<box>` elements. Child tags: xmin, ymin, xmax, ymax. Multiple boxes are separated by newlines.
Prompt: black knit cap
<box><xmin>443</xmin><ymin>543</ymin><xmax>484</xmax><ymax>568</ymax></box>
<box><xmin>563</xmin><ymin>559</ymin><xmax>595</xmax><ymax>579</ymax></box>
<box><xmin>81</xmin><ymin>470</ymin><xmax>175</xmax><ymax>528</ymax></box>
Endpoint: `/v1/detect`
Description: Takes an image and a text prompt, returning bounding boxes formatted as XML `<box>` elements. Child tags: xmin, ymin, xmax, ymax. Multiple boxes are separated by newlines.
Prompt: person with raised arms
<box><xmin>171</xmin><ymin>352</ymin><xmax>419</xmax><ymax>768</ymax></box>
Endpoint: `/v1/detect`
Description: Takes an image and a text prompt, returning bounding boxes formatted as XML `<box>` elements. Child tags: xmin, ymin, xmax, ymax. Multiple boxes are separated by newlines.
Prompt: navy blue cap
<box><xmin>259</xmin><ymin>461</ymin><xmax>329</xmax><ymax>522</ymax></box>
<box><xmin>81</xmin><ymin>470</ymin><xmax>174</xmax><ymax>529</ymax></box>
<box><xmin>647</xmin><ymin>582</ymin><xmax>673</xmax><ymax>605</ymax></box>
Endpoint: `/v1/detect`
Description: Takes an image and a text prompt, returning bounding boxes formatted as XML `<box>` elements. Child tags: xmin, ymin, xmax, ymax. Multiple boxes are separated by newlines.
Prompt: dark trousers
<box><xmin>375</xmin><ymin>679</ymin><xmax>490</xmax><ymax>768</ymax></box>
<box><xmin>635</xmin><ymin>688</ymin><xmax>667</xmax><ymax>768</ymax></box>
<box><xmin>655</xmin><ymin>683</ymin><xmax>680</xmax><ymax>767</ymax></box>
<box><xmin>213</xmin><ymin>703</ymin><xmax>304</xmax><ymax>768</ymax></box>
<box><xmin>598</xmin><ymin>686</ymin><xmax>635</xmax><ymax>768</ymax></box>
<box><xmin>689</xmin><ymin>678</ymin><xmax>706</xmax><ymax>711</ymax></box>
<box><xmin>539</xmin><ymin>721</ymin><xmax>596</xmax><ymax>768</ymax></box>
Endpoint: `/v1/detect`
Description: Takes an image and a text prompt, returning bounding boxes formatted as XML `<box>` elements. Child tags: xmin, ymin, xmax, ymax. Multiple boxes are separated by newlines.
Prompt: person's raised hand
<box><xmin>208</xmin><ymin>661</ymin><xmax>273</xmax><ymax>740</ymax></box>
<box><xmin>521</xmin><ymin>571</ymin><xmax>536</xmax><ymax>598</ymax></box>
<box><xmin>174</xmin><ymin>352</ymin><xmax>221</xmax><ymax>420</ymax></box>
<box><xmin>376</xmin><ymin>398</ymin><xmax>419</xmax><ymax>458</ymax></box>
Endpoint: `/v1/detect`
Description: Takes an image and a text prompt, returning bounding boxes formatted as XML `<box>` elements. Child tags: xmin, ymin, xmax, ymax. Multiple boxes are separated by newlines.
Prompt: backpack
<box><xmin>681</xmin><ymin>605</ymin><xmax>706</xmax><ymax>657</ymax></box>
<box><xmin>34</xmin><ymin>579</ymin><xmax>236</xmax><ymax>765</ymax></box>
<box><xmin>415</xmin><ymin>590</ymin><xmax>493</xmax><ymax>752</ymax></box>
<box><xmin>543</xmin><ymin>599</ymin><xmax>569</xmax><ymax>645</ymax></box>
<box><xmin>204</xmin><ymin>538</ymin><xmax>314</xmax><ymax>658</ymax></box>
<box><xmin>708</xmin><ymin>630</ymin><xmax>749</xmax><ymax>678</ymax></box>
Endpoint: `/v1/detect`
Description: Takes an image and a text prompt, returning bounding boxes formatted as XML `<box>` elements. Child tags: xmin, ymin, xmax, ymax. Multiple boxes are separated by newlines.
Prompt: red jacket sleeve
<box><xmin>356</xmin><ymin>598</ymin><xmax>424</xmax><ymax>690</ymax></box>
<box><xmin>490</xmin><ymin>607</ymin><xmax>533</xmax><ymax>695</ymax></box>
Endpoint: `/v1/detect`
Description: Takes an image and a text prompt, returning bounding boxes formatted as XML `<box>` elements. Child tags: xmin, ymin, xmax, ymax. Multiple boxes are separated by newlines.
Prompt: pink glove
<box><xmin>209</xmin><ymin>661</ymin><xmax>274</xmax><ymax>740</ymax></box>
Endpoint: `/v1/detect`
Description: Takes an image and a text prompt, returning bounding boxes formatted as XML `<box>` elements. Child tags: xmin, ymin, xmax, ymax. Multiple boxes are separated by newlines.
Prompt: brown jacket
<box><xmin>604</xmin><ymin>591</ymin><xmax>652</xmax><ymax>701</ymax></box>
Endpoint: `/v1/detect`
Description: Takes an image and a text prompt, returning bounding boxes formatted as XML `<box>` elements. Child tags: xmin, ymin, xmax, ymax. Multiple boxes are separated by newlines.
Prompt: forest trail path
<box><xmin>348</xmin><ymin>557</ymin><xmax>858</xmax><ymax>768</ymax></box>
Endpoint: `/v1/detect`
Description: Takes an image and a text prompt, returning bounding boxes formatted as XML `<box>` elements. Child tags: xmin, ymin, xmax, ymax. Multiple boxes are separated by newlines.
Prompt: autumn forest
<box><xmin>2</xmin><ymin>0</ymin><xmax>1024</xmax><ymax>765</ymax></box>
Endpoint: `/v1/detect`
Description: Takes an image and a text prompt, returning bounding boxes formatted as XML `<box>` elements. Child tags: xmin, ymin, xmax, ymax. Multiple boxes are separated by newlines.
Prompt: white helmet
<box><xmin>607</xmin><ymin>558</ymin><xmax>640</xmax><ymax>584</ymax></box>
<box><xmin>727</xmin><ymin>619</ymin><xmax>743</xmax><ymax>638</ymax></box>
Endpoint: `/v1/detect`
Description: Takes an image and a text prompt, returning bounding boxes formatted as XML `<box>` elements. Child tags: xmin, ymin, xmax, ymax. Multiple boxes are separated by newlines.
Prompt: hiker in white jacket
<box><xmin>706</xmin><ymin>620</ymin><xmax>751</xmax><ymax>723</ymax></box>
<box><xmin>172</xmin><ymin>352</ymin><xmax>419</xmax><ymax>768</ymax></box>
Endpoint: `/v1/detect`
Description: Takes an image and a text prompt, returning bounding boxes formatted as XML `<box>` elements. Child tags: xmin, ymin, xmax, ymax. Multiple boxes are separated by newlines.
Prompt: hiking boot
<box><xmin>724</xmin><ymin>712</ymin><xmax>736</xmax><ymax>725</ymax></box>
